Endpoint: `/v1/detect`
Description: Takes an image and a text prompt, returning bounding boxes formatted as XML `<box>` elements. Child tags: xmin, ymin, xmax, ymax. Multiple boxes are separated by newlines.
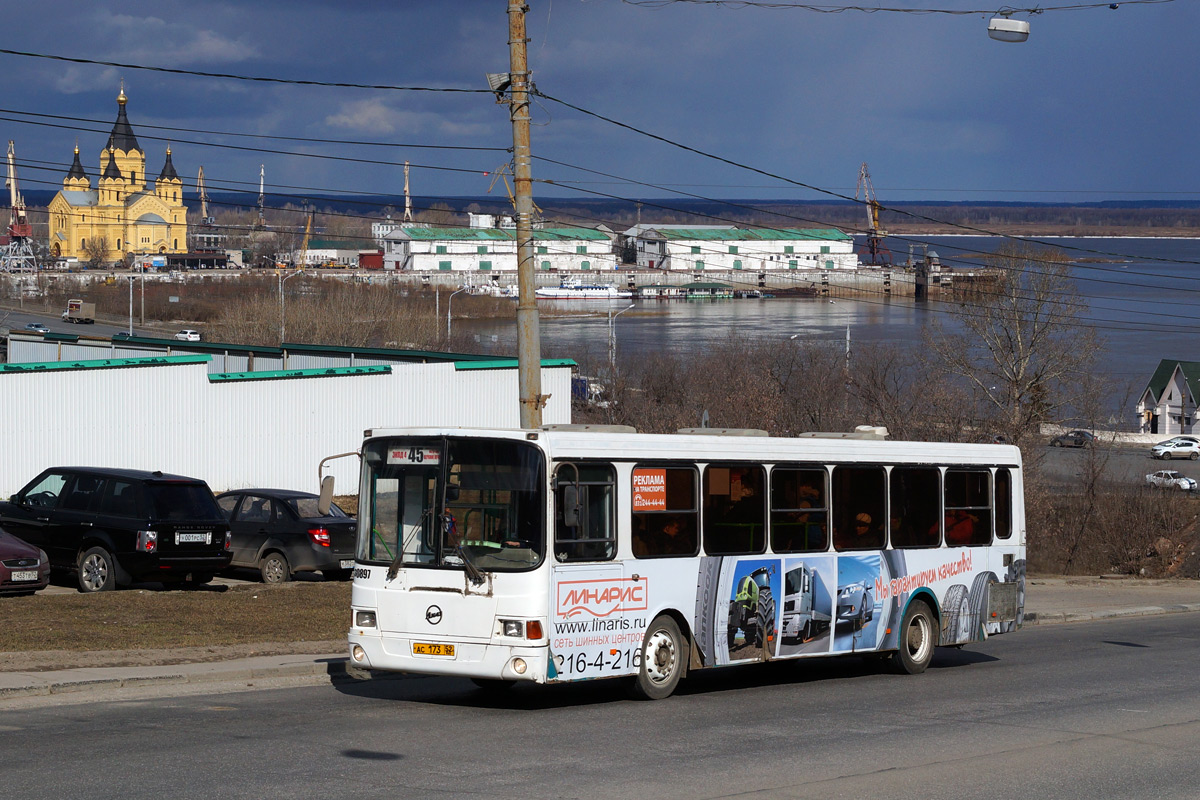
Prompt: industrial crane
<box><xmin>855</xmin><ymin>162</ymin><xmax>891</xmax><ymax>267</ymax></box>
<box><xmin>1</xmin><ymin>140</ymin><xmax>36</xmax><ymax>272</ymax></box>
<box><xmin>297</xmin><ymin>203</ymin><xmax>313</xmax><ymax>268</ymax></box>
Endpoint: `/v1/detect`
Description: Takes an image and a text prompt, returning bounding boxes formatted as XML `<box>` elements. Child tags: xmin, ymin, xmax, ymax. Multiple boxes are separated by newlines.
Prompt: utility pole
<box><xmin>507</xmin><ymin>1</ymin><xmax>544</xmax><ymax>430</ymax></box>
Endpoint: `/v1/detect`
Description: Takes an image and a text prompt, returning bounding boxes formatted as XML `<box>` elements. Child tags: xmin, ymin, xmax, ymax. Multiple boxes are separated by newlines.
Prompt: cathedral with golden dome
<box><xmin>47</xmin><ymin>87</ymin><xmax>187</xmax><ymax>264</ymax></box>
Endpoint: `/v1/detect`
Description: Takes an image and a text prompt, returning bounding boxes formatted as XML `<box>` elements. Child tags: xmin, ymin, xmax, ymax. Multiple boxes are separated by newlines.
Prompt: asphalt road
<box><xmin>1</xmin><ymin>614</ymin><xmax>1197</xmax><ymax>800</ymax></box>
<box><xmin>1040</xmin><ymin>440</ymin><xmax>1200</xmax><ymax>491</ymax></box>
<box><xmin>0</xmin><ymin>307</ymin><xmax>164</xmax><ymax>340</ymax></box>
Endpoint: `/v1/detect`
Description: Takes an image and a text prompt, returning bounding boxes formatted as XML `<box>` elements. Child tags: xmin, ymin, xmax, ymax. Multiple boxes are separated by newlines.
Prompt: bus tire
<box><xmin>890</xmin><ymin>599</ymin><xmax>935</xmax><ymax>675</ymax></box>
<box><xmin>631</xmin><ymin>615</ymin><xmax>685</xmax><ymax>700</ymax></box>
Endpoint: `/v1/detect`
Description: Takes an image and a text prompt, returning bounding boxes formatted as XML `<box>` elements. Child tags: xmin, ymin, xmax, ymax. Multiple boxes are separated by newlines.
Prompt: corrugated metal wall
<box><xmin>0</xmin><ymin>361</ymin><xmax>572</xmax><ymax>496</ymax></box>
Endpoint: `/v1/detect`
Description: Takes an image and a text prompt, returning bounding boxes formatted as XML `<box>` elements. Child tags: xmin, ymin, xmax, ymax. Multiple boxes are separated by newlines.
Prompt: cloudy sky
<box><xmin>1</xmin><ymin>0</ymin><xmax>1193</xmax><ymax>210</ymax></box>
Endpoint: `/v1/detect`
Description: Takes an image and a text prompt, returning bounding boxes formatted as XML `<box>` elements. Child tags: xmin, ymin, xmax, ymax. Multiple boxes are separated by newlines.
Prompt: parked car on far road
<box><xmin>1154</xmin><ymin>436</ymin><xmax>1199</xmax><ymax>447</ymax></box>
<box><xmin>1049</xmin><ymin>430</ymin><xmax>1095</xmax><ymax>448</ymax></box>
<box><xmin>1145</xmin><ymin>470</ymin><xmax>1198</xmax><ymax>491</ymax></box>
<box><xmin>23</xmin><ymin>322</ymin><xmax>49</xmax><ymax>334</ymax></box>
<box><xmin>1151</xmin><ymin>439</ymin><xmax>1200</xmax><ymax>460</ymax></box>
<box><xmin>216</xmin><ymin>489</ymin><xmax>357</xmax><ymax>584</ymax></box>
<box><xmin>0</xmin><ymin>528</ymin><xmax>50</xmax><ymax>595</ymax></box>
<box><xmin>174</xmin><ymin>329</ymin><xmax>201</xmax><ymax>341</ymax></box>
<box><xmin>0</xmin><ymin>467</ymin><xmax>232</xmax><ymax>592</ymax></box>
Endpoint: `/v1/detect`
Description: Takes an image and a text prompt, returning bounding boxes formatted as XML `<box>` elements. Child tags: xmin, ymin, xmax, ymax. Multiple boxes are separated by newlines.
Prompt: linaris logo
<box><xmin>557</xmin><ymin>578</ymin><xmax>648</xmax><ymax>619</ymax></box>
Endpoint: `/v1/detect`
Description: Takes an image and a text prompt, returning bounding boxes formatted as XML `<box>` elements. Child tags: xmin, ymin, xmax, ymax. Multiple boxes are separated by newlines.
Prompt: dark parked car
<box><xmin>1049</xmin><ymin>430</ymin><xmax>1095</xmax><ymax>448</ymax></box>
<box><xmin>0</xmin><ymin>467</ymin><xmax>232</xmax><ymax>592</ymax></box>
<box><xmin>0</xmin><ymin>529</ymin><xmax>50</xmax><ymax>595</ymax></box>
<box><xmin>216</xmin><ymin>489</ymin><xmax>356</xmax><ymax>584</ymax></box>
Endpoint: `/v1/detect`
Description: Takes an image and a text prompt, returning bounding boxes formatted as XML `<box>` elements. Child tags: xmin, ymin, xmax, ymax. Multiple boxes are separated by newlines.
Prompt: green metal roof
<box><xmin>652</xmin><ymin>227</ymin><xmax>850</xmax><ymax>242</ymax></box>
<box><xmin>279</xmin><ymin>342</ymin><xmax>496</xmax><ymax>362</ymax></box>
<box><xmin>209</xmin><ymin>365</ymin><xmax>392</xmax><ymax>382</ymax></box>
<box><xmin>454</xmin><ymin>358</ymin><xmax>577</xmax><ymax>371</ymax></box>
<box><xmin>398</xmin><ymin>227</ymin><xmax>610</xmax><ymax>242</ymax></box>
<box><xmin>1143</xmin><ymin>360</ymin><xmax>1200</xmax><ymax>403</ymax></box>
<box><xmin>0</xmin><ymin>354</ymin><xmax>211</xmax><ymax>374</ymax></box>
<box><xmin>44</xmin><ymin>331</ymin><xmax>80</xmax><ymax>342</ymax></box>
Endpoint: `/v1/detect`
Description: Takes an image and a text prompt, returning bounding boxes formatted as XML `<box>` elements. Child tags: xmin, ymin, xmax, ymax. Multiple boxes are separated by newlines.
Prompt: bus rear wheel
<box><xmin>891</xmin><ymin>599</ymin><xmax>935</xmax><ymax>674</ymax></box>
<box><xmin>631</xmin><ymin>615</ymin><xmax>685</xmax><ymax>700</ymax></box>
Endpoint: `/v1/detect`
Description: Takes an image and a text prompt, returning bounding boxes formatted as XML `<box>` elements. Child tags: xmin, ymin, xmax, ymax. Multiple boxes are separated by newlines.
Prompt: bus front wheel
<box><xmin>891</xmin><ymin>599</ymin><xmax>935</xmax><ymax>675</ymax></box>
<box><xmin>631</xmin><ymin>615</ymin><xmax>685</xmax><ymax>700</ymax></box>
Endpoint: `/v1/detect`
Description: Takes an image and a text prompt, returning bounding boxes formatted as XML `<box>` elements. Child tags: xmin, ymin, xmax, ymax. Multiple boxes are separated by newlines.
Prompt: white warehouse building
<box><xmin>383</xmin><ymin>226</ymin><xmax>615</xmax><ymax>272</ymax></box>
<box><xmin>0</xmin><ymin>352</ymin><xmax>573</xmax><ymax>496</ymax></box>
<box><xmin>632</xmin><ymin>227</ymin><xmax>858</xmax><ymax>271</ymax></box>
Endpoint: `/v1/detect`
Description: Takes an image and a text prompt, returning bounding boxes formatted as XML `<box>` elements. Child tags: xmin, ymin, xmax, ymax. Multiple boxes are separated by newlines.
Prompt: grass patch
<box><xmin>1</xmin><ymin>581</ymin><xmax>350</xmax><ymax>653</ymax></box>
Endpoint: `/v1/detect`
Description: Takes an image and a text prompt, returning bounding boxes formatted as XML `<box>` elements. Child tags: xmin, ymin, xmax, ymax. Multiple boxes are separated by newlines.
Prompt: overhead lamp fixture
<box><xmin>485</xmin><ymin>72</ymin><xmax>511</xmax><ymax>101</ymax></box>
<box><xmin>988</xmin><ymin>11</ymin><xmax>1030</xmax><ymax>42</ymax></box>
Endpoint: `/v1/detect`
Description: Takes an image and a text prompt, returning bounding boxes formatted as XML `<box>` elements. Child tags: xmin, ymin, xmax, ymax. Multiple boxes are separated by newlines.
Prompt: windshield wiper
<box><xmin>386</xmin><ymin>505</ymin><xmax>435</xmax><ymax>581</ymax></box>
<box><xmin>442</xmin><ymin>513</ymin><xmax>485</xmax><ymax>585</ymax></box>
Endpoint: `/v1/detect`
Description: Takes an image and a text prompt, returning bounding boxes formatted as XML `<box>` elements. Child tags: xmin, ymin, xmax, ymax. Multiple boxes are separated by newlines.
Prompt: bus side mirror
<box><xmin>317</xmin><ymin>475</ymin><xmax>334</xmax><ymax>517</ymax></box>
<box><xmin>562</xmin><ymin>485</ymin><xmax>580</xmax><ymax>528</ymax></box>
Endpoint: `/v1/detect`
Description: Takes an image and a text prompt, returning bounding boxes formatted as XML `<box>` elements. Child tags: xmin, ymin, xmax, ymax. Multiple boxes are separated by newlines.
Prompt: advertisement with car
<box><xmin>549</xmin><ymin>547</ymin><xmax>1024</xmax><ymax>681</ymax></box>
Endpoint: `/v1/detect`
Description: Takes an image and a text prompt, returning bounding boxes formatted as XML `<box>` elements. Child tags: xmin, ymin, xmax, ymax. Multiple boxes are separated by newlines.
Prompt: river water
<box><xmin>457</xmin><ymin>236</ymin><xmax>1200</xmax><ymax>402</ymax></box>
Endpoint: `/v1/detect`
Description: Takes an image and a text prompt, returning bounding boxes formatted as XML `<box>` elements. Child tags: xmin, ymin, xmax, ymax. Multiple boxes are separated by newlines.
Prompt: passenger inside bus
<box><xmin>632</xmin><ymin>514</ymin><xmax>695</xmax><ymax>557</ymax></box>
<box><xmin>944</xmin><ymin>509</ymin><xmax>980</xmax><ymax>546</ymax></box>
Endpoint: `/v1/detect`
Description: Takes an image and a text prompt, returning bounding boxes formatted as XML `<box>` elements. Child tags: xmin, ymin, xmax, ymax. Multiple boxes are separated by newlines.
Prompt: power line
<box><xmin>534</xmin><ymin>90</ymin><xmax>1200</xmax><ymax>269</ymax></box>
<box><xmin>0</xmin><ymin>113</ymin><xmax>494</xmax><ymax>176</ymax></box>
<box><xmin>621</xmin><ymin>0</ymin><xmax>1174</xmax><ymax>13</ymax></box>
<box><xmin>0</xmin><ymin>106</ymin><xmax>506</xmax><ymax>153</ymax></box>
<box><xmin>0</xmin><ymin>48</ymin><xmax>491</xmax><ymax>94</ymax></box>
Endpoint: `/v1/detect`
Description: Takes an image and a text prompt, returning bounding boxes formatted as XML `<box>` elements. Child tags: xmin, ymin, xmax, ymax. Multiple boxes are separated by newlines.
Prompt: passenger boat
<box><xmin>535</xmin><ymin>277</ymin><xmax>632</xmax><ymax>299</ymax></box>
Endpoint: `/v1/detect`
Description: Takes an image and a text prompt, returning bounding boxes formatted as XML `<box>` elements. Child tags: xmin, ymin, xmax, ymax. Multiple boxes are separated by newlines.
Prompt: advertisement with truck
<box><xmin>61</xmin><ymin>299</ymin><xmax>95</xmax><ymax>324</ymax></box>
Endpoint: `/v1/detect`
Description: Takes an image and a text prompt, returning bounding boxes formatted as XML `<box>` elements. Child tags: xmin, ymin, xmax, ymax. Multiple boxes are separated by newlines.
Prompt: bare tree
<box><xmin>924</xmin><ymin>242</ymin><xmax>1101</xmax><ymax>447</ymax></box>
<box><xmin>82</xmin><ymin>235</ymin><xmax>110</xmax><ymax>269</ymax></box>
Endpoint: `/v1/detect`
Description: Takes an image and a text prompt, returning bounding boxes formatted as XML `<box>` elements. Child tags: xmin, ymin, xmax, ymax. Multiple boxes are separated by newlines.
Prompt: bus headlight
<box><xmin>355</xmin><ymin>611</ymin><xmax>377</xmax><ymax>628</ymax></box>
<box><xmin>501</xmin><ymin>619</ymin><xmax>524</xmax><ymax>637</ymax></box>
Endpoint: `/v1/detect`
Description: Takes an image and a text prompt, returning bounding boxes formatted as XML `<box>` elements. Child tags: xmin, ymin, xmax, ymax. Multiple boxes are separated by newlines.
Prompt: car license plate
<box><xmin>11</xmin><ymin>570</ymin><xmax>38</xmax><ymax>582</ymax></box>
<box><xmin>339</xmin><ymin>559</ymin><xmax>354</xmax><ymax>569</ymax></box>
<box><xmin>176</xmin><ymin>532</ymin><xmax>212</xmax><ymax>544</ymax></box>
<box><xmin>412</xmin><ymin>642</ymin><xmax>455</xmax><ymax>657</ymax></box>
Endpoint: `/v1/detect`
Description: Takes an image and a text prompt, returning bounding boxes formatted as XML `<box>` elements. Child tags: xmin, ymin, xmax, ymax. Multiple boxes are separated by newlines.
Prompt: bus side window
<box><xmin>554</xmin><ymin>464</ymin><xmax>616</xmax><ymax>562</ymax></box>
<box><xmin>944</xmin><ymin>469</ymin><xmax>992</xmax><ymax>546</ymax></box>
<box><xmin>631</xmin><ymin>466</ymin><xmax>698</xmax><ymax>558</ymax></box>
<box><xmin>832</xmin><ymin>466</ymin><xmax>886</xmax><ymax>551</ymax></box>
<box><xmin>769</xmin><ymin>467</ymin><xmax>828</xmax><ymax>553</ymax></box>
<box><xmin>703</xmin><ymin>464</ymin><xmax>766</xmax><ymax>556</ymax></box>
<box><xmin>995</xmin><ymin>468</ymin><xmax>1012</xmax><ymax>539</ymax></box>
<box><xmin>889</xmin><ymin>466</ymin><xmax>940</xmax><ymax>548</ymax></box>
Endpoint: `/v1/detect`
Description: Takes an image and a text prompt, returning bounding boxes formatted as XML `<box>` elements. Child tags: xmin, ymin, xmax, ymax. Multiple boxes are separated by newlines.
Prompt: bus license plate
<box><xmin>11</xmin><ymin>570</ymin><xmax>37</xmax><ymax>582</ymax></box>
<box><xmin>412</xmin><ymin>642</ymin><xmax>455</xmax><ymax>657</ymax></box>
<box><xmin>176</xmin><ymin>532</ymin><xmax>211</xmax><ymax>544</ymax></box>
<box><xmin>339</xmin><ymin>560</ymin><xmax>354</xmax><ymax>569</ymax></box>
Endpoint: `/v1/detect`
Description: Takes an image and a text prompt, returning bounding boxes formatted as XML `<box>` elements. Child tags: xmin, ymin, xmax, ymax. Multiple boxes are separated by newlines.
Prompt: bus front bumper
<box><xmin>348</xmin><ymin>630</ymin><xmax>550</xmax><ymax>684</ymax></box>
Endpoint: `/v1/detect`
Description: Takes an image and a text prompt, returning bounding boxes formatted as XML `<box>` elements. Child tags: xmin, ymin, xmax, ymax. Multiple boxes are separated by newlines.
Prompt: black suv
<box><xmin>0</xmin><ymin>467</ymin><xmax>232</xmax><ymax>592</ymax></box>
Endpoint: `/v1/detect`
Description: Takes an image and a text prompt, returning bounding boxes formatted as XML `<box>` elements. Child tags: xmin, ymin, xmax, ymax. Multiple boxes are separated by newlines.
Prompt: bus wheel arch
<box><xmin>890</xmin><ymin>596</ymin><xmax>936</xmax><ymax>674</ymax></box>
<box><xmin>630</xmin><ymin>612</ymin><xmax>690</xmax><ymax>700</ymax></box>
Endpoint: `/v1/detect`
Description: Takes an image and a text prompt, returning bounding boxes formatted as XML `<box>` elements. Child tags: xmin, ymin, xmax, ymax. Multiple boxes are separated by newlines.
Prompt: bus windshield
<box><xmin>358</xmin><ymin>436</ymin><xmax>545</xmax><ymax>572</ymax></box>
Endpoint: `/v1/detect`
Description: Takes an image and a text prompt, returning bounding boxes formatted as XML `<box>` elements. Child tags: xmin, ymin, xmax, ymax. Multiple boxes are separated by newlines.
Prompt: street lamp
<box><xmin>447</xmin><ymin>287</ymin><xmax>467</xmax><ymax>341</ymax></box>
<box><xmin>608</xmin><ymin>302</ymin><xmax>635</xmax><ymax>378</ymax></box>
<box><xmin>279</xmin><ymin>269</ymin><xmax>302</xmax><ymax>345</ymax></box>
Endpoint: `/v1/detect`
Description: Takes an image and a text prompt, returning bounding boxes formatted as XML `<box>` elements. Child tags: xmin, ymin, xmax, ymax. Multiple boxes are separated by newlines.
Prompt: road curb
<box><xmin>1023</xmin><ymin>602</ymin><xmax>1200</xmax><ymax>625</ymax></box>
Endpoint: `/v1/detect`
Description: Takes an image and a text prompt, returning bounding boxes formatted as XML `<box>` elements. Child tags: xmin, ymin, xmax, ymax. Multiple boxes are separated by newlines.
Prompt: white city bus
<box><xmin>346</xmin><ymin>426</ymin><xmax>1025</xmax><ymax>699</ymax></box>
